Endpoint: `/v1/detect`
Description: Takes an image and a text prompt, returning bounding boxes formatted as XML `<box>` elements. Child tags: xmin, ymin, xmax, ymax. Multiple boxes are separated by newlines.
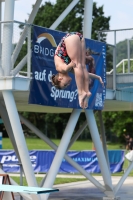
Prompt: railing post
<box><xmin>127</xmin><ymin>39</ymin><xmax>130</xmax><ymax>73</ymax></box>
<box><xmin>113</xmin><ymin>30</ymin><xmax>116</xmax><ymax>96</ymax></box>
<box><xmin>123</xmin><ymin>60</ymin><xmax>125</xmax><ymax>73</ymax></box>
<box><xmin>27</xmin><ymin>25</ymin><xmax>31</xmax><ymax>78</ymax></box>
<box><xmin>98</xmin><ymin>31</ymin><xmax>100</xmax><ymax>41</ymax></box>
<box><xmin>20</xmin><ymin>163</ymin><xmax>23</xmax><ymax>200</ymax></box>
<box><xmin>1</xmin><ymin>0</ymin><xmax>14</xmax><ymax>76</ymax></box>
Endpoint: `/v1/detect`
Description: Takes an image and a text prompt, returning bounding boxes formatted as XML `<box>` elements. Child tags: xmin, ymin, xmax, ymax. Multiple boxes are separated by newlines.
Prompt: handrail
<box><xmin>107</xmin><ymin>59</ymin><xmax>133</xmax><ymax>74</ymax></box>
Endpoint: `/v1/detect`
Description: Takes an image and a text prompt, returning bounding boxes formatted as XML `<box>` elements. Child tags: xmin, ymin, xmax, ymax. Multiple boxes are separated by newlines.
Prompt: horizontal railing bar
<box><xmin>98</xmin><ymin>28</ymin><xmax>133</xmax><ymax>33</ymax></box>
<box><xmin>0</xmin><ymin>20</ymin><xmax>32</xmax><ymax>26</ymax></box>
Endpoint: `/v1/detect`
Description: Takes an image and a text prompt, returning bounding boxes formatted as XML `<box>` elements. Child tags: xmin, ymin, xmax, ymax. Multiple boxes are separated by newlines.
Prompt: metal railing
<box><xmin>107</xmin><ymin>59</ymin><xmax>133</xmax><ymax>74</ymax></box>
<box><xmin>0</xmin><ymin>20</ymin><xmax>32</xmax><ymax>78</ymax></box>
<box><xmin>98</xmin><ymin>28</ymin><xmax>133</xmax><ymax>92</ymax></box>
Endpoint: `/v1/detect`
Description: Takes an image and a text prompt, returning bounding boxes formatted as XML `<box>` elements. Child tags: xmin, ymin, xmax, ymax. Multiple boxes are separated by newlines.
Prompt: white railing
<box><xmin>107</xmin><ymin>59</ymin><xmax>133</xmax><ymax>74</ymax></box>
<box><xmin>0</xmin><ymin>20</ymin><xmax>32</xmax><ymax>78</ymax></box>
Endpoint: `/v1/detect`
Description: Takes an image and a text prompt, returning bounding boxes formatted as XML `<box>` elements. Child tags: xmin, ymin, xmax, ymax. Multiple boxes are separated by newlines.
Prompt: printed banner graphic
<box><xmin>29</xmin><ymin>25</ymin><xmax>106</xmax><ymax>109</ymax></box>
<box><xmin>0</xmin><ymin>150</ymin><xmax>124</xmax><ymax>173</ymax></box>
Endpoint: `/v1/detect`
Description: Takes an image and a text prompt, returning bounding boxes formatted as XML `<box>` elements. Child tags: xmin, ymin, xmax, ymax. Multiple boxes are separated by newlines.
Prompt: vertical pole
<box><xmin>1</xmin><ymin>2</ymin><xmax>40</xmax><ymax>198</ymax></box>
<box><xmin>27</xmin><ymin>26</ymin><xmax>31</xmax><ymax>78</ymax></box>
<box><xmin>20</xmin><ymin>163</ymin><xmax>23</xmax><ymax>200</ymax></box>
<box><xmin>0</xmin><ymin>1</ymin><xmax>3</xmax><ymax>76</ymax></box>
<box><xmin>0</xmin><ymin>2</ymin><xmax>1</xmax><ymax>55</ymax></box>
<box><xmin>11</xmin><ymin>0</ymin><xmax>44</xmax><ymax>67</ymax></box>
<box><xmin>113</xmin><ymin>31</ymin><xmax>116</xmax><ymax>93</ymax></box>
<box><xmin>123</xmin><ymin>60</ymin><xmax>125</xmax><ymax>73</ymax></box>
<box><xmin>20</xmin><ymin>164</ymin><xmax>23</xmax><ymax>186</ymax></box>
<box><xmin>127</xmin><ymin>39</ymin><xmax>130</xmax><ymax>73</ymax></box>
<box><xmin>1</xmin><ymin>0</ymin><xmax>14</xmax><ymax>75</ymax></box>
<box><xmin>83</xmin><ymin>0</ymin><xmax>113</xmax><ymax>197</ymax></box>
<box><xmin>98</xmin><ymin>111</ymin><xmax>110</xmax><ymax>169</ymax></box>
<box><xmin>85</xmin><ymin>110</ymin><xmax>113</xmax><ymax>194</ymax></box>
<box><xmin>2</xmin><ymin>91</ymin><xmax>40</xmax><ymax>200</ymax></box>
<box><xmin>83</xmin><ymin>0</ymin><xmax>93</xmax><ymax>38</ymax></box>
<box><xmin>98</xmin><ymin>31</ymin><xmax>100</xmax><ymax>41</ymax></box>
<box><xmin>0</xmin><ymin>132</ymin><xmax>2</xmax><ymax>149</ymax></box>
<box><xmin>42</xmin><ymin>109</ymin><xmax>81</xmax><ymax>199</ymax></box>
<box><xmin>0</xmin><ymin>103</ymin><xmax>21</xmax><ymax>161</ymax></box>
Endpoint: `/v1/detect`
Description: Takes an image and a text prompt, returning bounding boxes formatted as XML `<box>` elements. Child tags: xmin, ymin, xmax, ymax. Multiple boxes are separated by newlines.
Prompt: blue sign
<box><xmin>29</xmin><ymin>25</ymin><xmax>106</xmax><ymax>110</ymax></box>
<box><xmin>0</xmin><ymin>150</ymin><xmax>124</xmax><ymax>173</ymax></box>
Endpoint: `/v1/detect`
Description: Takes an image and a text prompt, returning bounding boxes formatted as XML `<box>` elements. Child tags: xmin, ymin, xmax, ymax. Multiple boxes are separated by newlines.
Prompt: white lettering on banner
<box><xmin>0</xmin><ymin>155</ymin><xmax>37</xmax><ymax>164</ymax></box>
<box><xmin>1</xmin><ymin>156</ymin><xmax>18</xmax><ymax>163</ymax></box>
<box><xmin>101</xmin><ymin>44</ymin><xmax>106</xmax><ymax>106</ymax></box>
<box><xmin>33</xmin><ymin>70</ymin><xmax>78</xmax><ymax>102</ymax></box>
<box><xmin>95</xmin><ymin>93</ymin><xmax>103</xmax><ymax>107</ymax></box>
<box><xmin>50</xmin><ymin>87</ymin><xmax>78</xmax><ymax>102</ymax></box>
<box><xmin>29</xmin><ymin>155</ymin><xmax>37</xmax><ymax>162</ymax></box>
<box><xmin>35</xmin><ymin>70</ymin><xmax>46</xmax><ymax>81</ymax></box>
<box><xmin>0</xmin><ymin>150</ymin><xmax>124</xmax><ymax>173</ymax></box>
<box><xmin>48</xmin><ymin>71</ymin><xmax>53</xmax><ymax>82</ymax></box>
<box><xmin>34</xmin><ymin>45</ymin><xmax>54</xmax><ymax>57</ymax></box>
<box><xmin>62</xmin><ymin>157</ymin><xmax>98</xmax><ymax>162</ymax></box>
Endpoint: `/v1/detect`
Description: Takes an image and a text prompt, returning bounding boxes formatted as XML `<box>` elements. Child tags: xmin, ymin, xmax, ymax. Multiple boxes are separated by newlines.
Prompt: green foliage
<box><xmin>92</xmin><ymin>2</ymin><xmax>110</xmax><ymax>41</ymax></box>
<box><xmin>116</xmin><ymin>39</ymin><xmax>128</xmax><ymax>63</ymax></box>
<box><xmin>33</xmin><ymin>0</ymin><xmax>110</xmax><ymax>40</ymax></box>
<box><xmin>21</xmin><ymin>112</ymin><xmax>46</xmax><ymax>136</ymax></box>
<box><xmin>116</xmin><ymin>39</ymin><xmax>133</xmax><ymax>64</ymax></box>
<box><xmin>34</xmin><ymin>0</ymin><xmax>82</xmax><ymax>31</ymax></box>
<box><xmin>102</xmin><ymin>111</ymin><xmax>133</xmax><ymax>143</ymax></box>
<box><xmin>107</xmin><ymin>38</ymin><xmax>133</xmax><ymax>72</ymax></box>
<box><xmin>106</xmin><ymin>46</ymin><xmax>113</xmax><ymax>71</ymax></box>
<box><xmin>116</xmin><ymin>60</ymin><xmax>133</xmax><ymax>73</ymax></box>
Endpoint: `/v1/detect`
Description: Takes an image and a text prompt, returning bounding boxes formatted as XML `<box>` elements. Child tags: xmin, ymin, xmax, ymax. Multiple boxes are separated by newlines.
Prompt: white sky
<box><xmin>2</xmin><ymin>0</ymin><xmax>133</xmax><ymax>44</ymax></box>
<box><xmin>96</xmin><ymin>0</ymin><xmax>133</xmax><ymax>44</ymax></box>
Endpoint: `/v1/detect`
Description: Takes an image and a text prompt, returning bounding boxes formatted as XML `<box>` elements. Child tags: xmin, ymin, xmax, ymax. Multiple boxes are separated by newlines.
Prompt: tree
<box><xmin>102</xmin><ymin>111</ymin><xmax>133</xmax><ymax>143</ymax></box>
<box><xmin>33</xmin><ymin>0</ymin><xmax>110</xmax><ymax>40</ymax></box>
<box><xmin>92</xmin><ymin>2</ymin><xmax>110</xmax><ymax>41</ymax></box>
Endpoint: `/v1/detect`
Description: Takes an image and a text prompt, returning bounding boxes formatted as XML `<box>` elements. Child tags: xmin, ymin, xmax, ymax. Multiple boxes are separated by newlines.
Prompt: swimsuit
<box><xmin>55</xmin><ymin>32</ymin><xmax>83</xmax><ymax>64</ymax></box>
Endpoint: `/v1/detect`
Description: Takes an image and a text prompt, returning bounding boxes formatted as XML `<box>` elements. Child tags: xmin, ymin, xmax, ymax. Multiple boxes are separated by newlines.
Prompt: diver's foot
<box><xmin>78</xmin><ymin>92</ymin><xmax>87</xmax><ymax>109</ymax></box>
<box><xmin>83</xmin><ymin>91</ymin><xmax>92</xmax><ymax>109</ymax></box>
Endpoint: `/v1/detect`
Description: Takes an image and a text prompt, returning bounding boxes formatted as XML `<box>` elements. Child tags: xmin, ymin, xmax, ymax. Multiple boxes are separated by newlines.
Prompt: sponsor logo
<box><xmin>34</xmin><ymin>33</ymin><xmax>57</xmax><ymax>57</ymax></box>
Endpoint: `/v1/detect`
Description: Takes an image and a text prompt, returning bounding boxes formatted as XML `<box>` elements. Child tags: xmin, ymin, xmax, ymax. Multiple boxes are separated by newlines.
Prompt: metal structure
<box><xmin>0</xmin><ymin>0</ymin><xmax>133</xmax><ymax>200</ymax></box>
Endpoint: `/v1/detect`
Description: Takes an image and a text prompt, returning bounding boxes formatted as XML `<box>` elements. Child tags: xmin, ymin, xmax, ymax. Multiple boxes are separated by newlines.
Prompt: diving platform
<box><xmin>0</xmin><ymin>74</ymin><xmax>133</xmax><ymax>113</ymax></box>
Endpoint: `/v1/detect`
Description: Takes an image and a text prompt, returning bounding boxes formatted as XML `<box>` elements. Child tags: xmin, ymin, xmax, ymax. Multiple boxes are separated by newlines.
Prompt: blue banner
<box><xmin>0</xmin><ymin>150</ymin><xmax>124</xmax><ymax>173</ymax></box>
<box><xmin>29</xmin><ymin>25</ymin><xmax>106</xmax><ymax>110</ymax></box>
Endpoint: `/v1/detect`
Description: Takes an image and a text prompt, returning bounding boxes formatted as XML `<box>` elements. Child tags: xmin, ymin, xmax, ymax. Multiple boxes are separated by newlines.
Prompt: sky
<box><xmin>2</xmin><ymin>0</ymin><xmax>133</xmax><ymax>44</ymax></box>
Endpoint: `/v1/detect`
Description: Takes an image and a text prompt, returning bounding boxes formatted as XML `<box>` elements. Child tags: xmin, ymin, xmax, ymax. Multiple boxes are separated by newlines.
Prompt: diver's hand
<box><xmin>71</xmin><ymin>60</ymin><xmax>76</xmax><ymax>68</ymax></box>
<box><xmin>99</xmin><ymin>76</ymin><xmax>104</xmax><ymax>87</ymax></box>
<box><xmin>66</xmin><ymin>61</ymin><xmax>76</xmax><ymax>71</ymax></box>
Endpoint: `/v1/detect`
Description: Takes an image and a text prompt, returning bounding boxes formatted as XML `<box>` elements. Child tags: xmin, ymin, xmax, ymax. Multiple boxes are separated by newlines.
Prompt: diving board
<box><xmin>0</xmin><ymin>174</ymin><xmax>59</xmax><ymax>200</ymax></box>
<box><xmin>0</xmin><ymin>184</ymin><xmax>59</xmax><ymax>194</ymax></box>
<box><xmin>0</xmin><ymin>174</ymin><xmax>15</xmax><ymax>200</ymax></box>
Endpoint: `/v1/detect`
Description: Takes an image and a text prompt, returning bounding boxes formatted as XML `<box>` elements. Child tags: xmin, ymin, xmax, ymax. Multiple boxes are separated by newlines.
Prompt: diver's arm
<box><xmin>89</xmin><ymin>73</ymin><xmax>104</xmax><ymax>86</ymax></box>
<box><xmin>55</xmin><ymin>55</ymin><xmax>76</xmax><ymax>73</ymax></box>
